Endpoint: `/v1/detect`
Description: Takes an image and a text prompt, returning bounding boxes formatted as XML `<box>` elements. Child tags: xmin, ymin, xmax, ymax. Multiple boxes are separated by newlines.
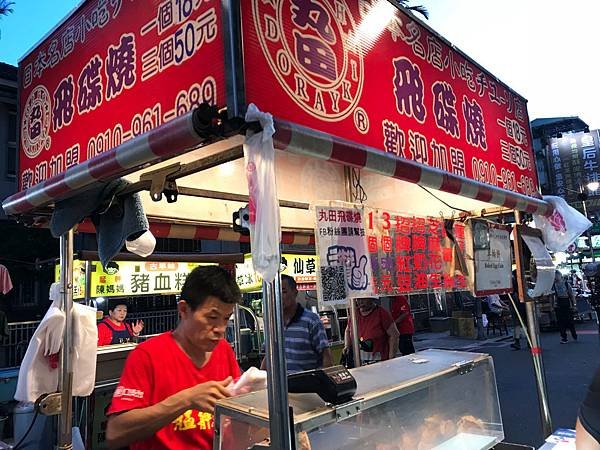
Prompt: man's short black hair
<box><xmin>281</xmin><ymin>274</ymin><xmax>297</xmax><ymax>291</ymax></box>
<box><xmin>180</xmin><ymin>265</ymin><xmax>241</xmax><ymax>310</ymax></box>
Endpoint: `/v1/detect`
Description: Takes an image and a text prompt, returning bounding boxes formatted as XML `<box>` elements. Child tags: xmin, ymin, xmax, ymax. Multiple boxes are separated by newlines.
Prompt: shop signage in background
<box><xmin>18</xmin><ymin>0</ymin><xmax>225</xmax><ymax>190</ymax></box>
<box><xmin>365</xmin><ymin>207</ymin><xmax>468</xmax><ymax>295</ymax></box>
<box><xmin>549</xmin><ymin>130</ymin><xmax>600</xmax><ymax>202</ymax></box>
<box><xmin>242</xmin><ymin>0</ymin><xmax>539</xmax><ymax>196</ymax></box>
<box><xmin>464</xmin><ymin>220</ymin><xmax>512</xmax><ymax>296</ymax></box>
<box><xmin>56</xmin><ymin>260</ymin><xmax>208</xmax><ymax>300</ymax></box>
<box><xmin>314</xmin><ymin>205</ymin><xmax>374</xmax><ymax>305</ymax></box>
<box><xmin>235</xmin><ymin>254</ymin><xmax>318</xmax><ymax>293</ymax></box>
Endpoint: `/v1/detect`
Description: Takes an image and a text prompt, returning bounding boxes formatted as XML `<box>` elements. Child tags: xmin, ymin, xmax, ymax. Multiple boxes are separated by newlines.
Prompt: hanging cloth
<box><xmin>0</xmin><ymin>264</ymin><xmax>13</xmax><ymax>295</ymax></box>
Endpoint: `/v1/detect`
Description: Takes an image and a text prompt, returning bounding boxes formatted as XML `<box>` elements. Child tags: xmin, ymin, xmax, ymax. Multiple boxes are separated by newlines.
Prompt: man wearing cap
<box><xmin>97</xmin><ymin>302</ymin><xmax>144</xmax><ymax>346</ymax></box>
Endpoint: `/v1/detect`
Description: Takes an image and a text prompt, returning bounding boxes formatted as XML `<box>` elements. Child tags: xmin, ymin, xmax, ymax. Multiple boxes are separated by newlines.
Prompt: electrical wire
<box><xmin>507</xmin><ymin>293</ymin><xmax>534</xmax><ymax>350</ymax></box>
<box><xmin>418</xmin><ymin>185</ymin><xmax>471</xmax><ymax>214</ymax></box>
<box><xmin>351</xmin><ymin>168</ymin><xmax>367</xmax><ymax>204</ymax></box>
<box><xmin>12</xmin><ymin>407</ymin><xmax>40</xmax><ymax>450</ymax></box>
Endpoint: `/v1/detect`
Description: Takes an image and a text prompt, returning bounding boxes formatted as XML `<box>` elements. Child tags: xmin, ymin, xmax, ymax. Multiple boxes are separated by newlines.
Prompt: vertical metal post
<box><xmin>348</xmin><ymin>298</ymin><xmax>361</xmax><ymax>368</ymax></box>
<box><xmin>84</xmin><ymin>260</ymin><xmax>92</xmax><ymax>307</ymax></box>
<box><xmin>58</xmin><ymin>230</ymin><xmax>74</xmax><ymax>449</ymax></box>
<box><xmin>262</xmin><ymin>276</ymin><xmax>293</xmax><ymax>450</ymax></box>
<box><xmin>232</xmin><ymin>304</ymin><xmax>242</xmax><ymax>361</ymax></box>
<box><xmin>513</xmin><ymin>210</ymin><xmax>553</xmax><ymax>437</ymax></box>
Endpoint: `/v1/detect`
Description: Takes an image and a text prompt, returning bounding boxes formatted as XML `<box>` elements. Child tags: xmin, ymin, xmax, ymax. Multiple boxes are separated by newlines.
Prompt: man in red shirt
<box><xmin>97</xmin><ymin>302</ymin><xmax>144</xmax><ymax>346</ymax></box>
<box><xmin>343</xmin><ymin>298</ymin><xmax>399</xmax><ymax>364</ymax></box>
<box><xmin>390</xmin><ymin>295</ymin><xmax>415</xmax><ymax>355</ymax></box>
<box><xmin>105</xmin><ymin>266</ymin><xmax>241</xmax><ymax>450</ymax></box>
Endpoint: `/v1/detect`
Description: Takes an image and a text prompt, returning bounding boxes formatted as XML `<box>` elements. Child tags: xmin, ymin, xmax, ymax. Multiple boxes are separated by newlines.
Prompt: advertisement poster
<box><xmin>242</xmin><ymin>0</ymin><xmax>539</xmax><ymax>196</ymax></box>
<box><xmin>19</xmin><ymin>0</ymin><xmax>225</xmax><ymax>190</ymax></box>
<box><xmin>465</xmin><ymin>220</ymin><xmax>512</xmax><ymax>296</ymax></box>
<box><xmin>315</xmin><ymin>205</ymin><xmax>373</xmax><ymax>305</ymax></box>
<box><xmin>365</xmin><ymin>207</ymin><xmax>468</xmax><ymax>295</ymax></box>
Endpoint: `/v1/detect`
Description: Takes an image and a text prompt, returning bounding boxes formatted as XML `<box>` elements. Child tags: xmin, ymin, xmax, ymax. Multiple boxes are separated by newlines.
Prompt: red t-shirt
<box><xmin>97</xmin><ymin>318</ymin><xmax>133</xmax><ymax>346</ymax></box>
<box><xmin>390</xmin><ymin>296</ymin><xmax>415</xmax><ymax>335</ymax></box>
<box><xmin>350</xmin><ymin>306</ymin><xmax>394</xmax><ymax>361</ymax></box>
<box><xmin>108</xmin><ymin>332</ymin><xmax>241</xmax><ymax>450</ymax></box>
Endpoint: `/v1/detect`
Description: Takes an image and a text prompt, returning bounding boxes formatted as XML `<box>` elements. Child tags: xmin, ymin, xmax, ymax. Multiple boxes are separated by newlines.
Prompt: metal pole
<box><xmin>84</xmin><ymin>260</ymin><xmax>92</xmax><ymax>306</ymax></box>
<box><xmin>348</xmin><ymin>298</ymin><xmax>361</xmax><ymax>368</ymax></box>
<box><xmin>262</xmin><ymin>276</ymin><xmax>293</xmax><ymax>450</ymax></box>
<box><xmin>232</xmin><ymin>304</ymin><xmax>242</xmax><ymax>361</ymax></box>
<box><xmin>58</xmin><ymin>229</ymin><xmax>74</xmax><ymax>449</ymax></box>
<box><xmin>514</xmin><ymin>210</ymin><xmax>553</xmax><ymax>437</ymax></box>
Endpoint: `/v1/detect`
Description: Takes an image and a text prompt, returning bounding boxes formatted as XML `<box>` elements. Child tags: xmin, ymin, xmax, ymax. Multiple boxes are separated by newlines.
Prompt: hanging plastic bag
<box><xmin>533</xmin><ymin>195</ymin><xmax>592</xmax><ymax>252</ymax></box>
<box><xmin>244</xmin><ymin>104</ymin><xmax>280</xmax><ymax>282</ymax></box>
<box><xmin>481</xmin><ymin>313</ymin><xmax>489</xmax><ymax>328</ymax></box>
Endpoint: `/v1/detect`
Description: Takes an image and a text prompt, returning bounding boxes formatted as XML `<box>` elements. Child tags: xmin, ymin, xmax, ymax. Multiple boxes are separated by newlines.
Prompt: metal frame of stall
<box><xmin>4</xmin><ymin>2</ymin><xmax>559</xmax><ymax>449</ymax></box>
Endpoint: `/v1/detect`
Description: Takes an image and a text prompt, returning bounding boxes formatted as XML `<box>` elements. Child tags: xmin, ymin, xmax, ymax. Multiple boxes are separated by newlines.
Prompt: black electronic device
<box><xmin>287</xmin><ymin>365</ymin><xmax>357</xmax><ymax>405</ymax></box>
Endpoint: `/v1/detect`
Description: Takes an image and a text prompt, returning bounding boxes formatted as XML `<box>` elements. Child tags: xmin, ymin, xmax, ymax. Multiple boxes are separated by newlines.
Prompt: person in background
<box><xmin>344</xmin><ymin>297</ymin><xmax>399</xmax><ymax>364</ymax></box>
<box><xmin>97</xmin><ymin>302</ymin><xmax>144</xmax><ymax>346</ymax></box>
<box><xmin>553</xmin><ymin>270</ymin><xmax>578</xmax><ymax>344</ymax></box>
<box><xmin>504</xmin><ymin>270</ymin><xmax>527</xmax><ymax>350</ymax></box>
<box><xmin>390</xmin><ymin>295</ymin><xmax>415</xmax><ymax>355</ymax></box>
<box><xmin>105</xmin><ymin>266</ymin><xmax>242</xmax><ymax>450</ymax></box>
<box><xmin>262</xmin><ymin>274</ymin><xmax>333</xmax><ymax>373</ymax></box>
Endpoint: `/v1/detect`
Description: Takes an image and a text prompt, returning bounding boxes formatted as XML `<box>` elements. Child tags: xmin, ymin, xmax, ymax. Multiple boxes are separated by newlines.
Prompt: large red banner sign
<box><xmin>241</xmin><ymin>0</ymin><xmax>540</xmax><ymax>197</ymax></box>
<box><xmin>18</xmin><ymin>0</ymin><xmax>225</xmax><ymax>191</ymax></box>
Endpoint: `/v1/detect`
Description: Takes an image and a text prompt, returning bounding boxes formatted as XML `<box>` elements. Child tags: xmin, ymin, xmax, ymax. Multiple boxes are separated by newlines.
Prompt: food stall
<box><xmin>3</xmin><ymin>0</ymin><xmax>559</xmax><ymax>449</ymax></box>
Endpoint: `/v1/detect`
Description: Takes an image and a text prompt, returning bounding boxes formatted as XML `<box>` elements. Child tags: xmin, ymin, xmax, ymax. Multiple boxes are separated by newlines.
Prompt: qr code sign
<box><xmin>320</xmin><ymin>266</ymin><xmax>347</xmax><ymax>302</ymax></box>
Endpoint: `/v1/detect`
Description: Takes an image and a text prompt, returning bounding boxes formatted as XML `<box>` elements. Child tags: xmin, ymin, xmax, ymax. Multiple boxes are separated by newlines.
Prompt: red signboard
<box><xmin>18</xmin><ymin>0</ymin><xmax>225</xmax><ymax>191</ymax></box>
<box><xmin>241</xmin><ymin>0</ymin><xmax>540</xmax><ymax>197</ymax></box>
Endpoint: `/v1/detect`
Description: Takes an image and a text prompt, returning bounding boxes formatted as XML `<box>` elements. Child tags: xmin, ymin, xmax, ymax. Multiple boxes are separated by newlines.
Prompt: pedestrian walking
<box><xmin>553</xmin><ymin>270</ymin><xmax>578</xmax><ymax>344</ymax></box>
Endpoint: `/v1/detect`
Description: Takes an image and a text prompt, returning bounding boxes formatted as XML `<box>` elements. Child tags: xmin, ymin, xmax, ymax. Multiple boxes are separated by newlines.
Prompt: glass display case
<box><xmin>214</xmin><ymin>349</ymin><xmax>503</xmax><ymax>450</ymax></box>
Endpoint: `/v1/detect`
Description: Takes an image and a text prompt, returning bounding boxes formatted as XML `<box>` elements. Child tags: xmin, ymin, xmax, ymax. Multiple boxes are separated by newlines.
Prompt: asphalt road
<box><xmin>467</xmin><ymin>320</ymin><xmax>600</xmax><ymax>447</ymax></box>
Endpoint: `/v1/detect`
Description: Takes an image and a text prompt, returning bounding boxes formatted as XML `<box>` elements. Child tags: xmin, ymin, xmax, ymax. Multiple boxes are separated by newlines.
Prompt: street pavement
<box><xmin>414</xmin><ymin>320</ymin><xmax>600</xmax><ymax>448</ymax></box>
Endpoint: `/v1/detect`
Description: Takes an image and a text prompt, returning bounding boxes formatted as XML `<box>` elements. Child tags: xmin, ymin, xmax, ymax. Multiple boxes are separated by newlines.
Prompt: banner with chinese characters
<box><xmin>549</xmin><ymin>130</ymin><xmax>600</xmax><ymax>203</ymax></box>
<box><xmin>19</xmin><ymin>0</ymin><xmax>225</xmax><ymax>190</ymax></box>
<box><xmin>315</xmin><ymin>205</ymin><xmax>374</xmax><ymax>305</ymax></box>
<box><xmin>365</xmin><ymin>207</ymin><xmax>468</xmax><ymax>295</ymax></box>
<box><xmin>236</xmin><ymin>254</ymin><xmax>318</xmax><ymax>292</ymax></box>
<box><xmin>464</xmin><ymin>220</ymin><xmax>512</xmax><ymax>296</ymax></box>
<box><xmin>242</xmin><ymin>0</ymin><xmax>539</xmax><ymax>197</ymax></box>
<box><xmin>56</xmin><ymin>260</ymin><xmax>208</xmax><ymax>300</ymax></box>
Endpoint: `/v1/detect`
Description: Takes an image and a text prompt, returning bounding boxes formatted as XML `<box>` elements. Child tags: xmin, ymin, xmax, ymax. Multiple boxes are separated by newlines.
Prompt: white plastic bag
<box><xmin>481</xmin><ymin>313</ymin><xmax>489</xmax><ymax>328</ymax></box>
<box><xmin>244</xmin><ymin>104</ymin><xmax>280</xmax><ymax>282</ymax></box>
<box><xmin>228</xmin><ymin>366</ymin><xmax>268</xmax><ymax>396</ymax></box>
<box><xmin>533</xmin><ymin>195</ymin><xmax>592</xmax><ymax>252</ymax></box>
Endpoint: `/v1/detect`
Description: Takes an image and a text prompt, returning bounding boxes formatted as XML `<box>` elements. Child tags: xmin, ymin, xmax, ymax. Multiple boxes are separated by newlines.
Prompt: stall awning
<box><xmin>77</xmin><ymin>220</ymin><xmax>315</xmax><ymax>245</ymax></box>
<box><xmin>273</xmin><ymin>119</ymin><xmax>553</xmax><ymax>217</ymax></box>
<box><xmin>2</xmin><ymin>110</ymin><xmax>553</xmax><ymax>219</ymax></box>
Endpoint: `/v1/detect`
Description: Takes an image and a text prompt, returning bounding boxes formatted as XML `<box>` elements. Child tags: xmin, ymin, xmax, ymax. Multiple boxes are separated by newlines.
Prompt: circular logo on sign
<box><xmin>21</xmin><ymin>85</ymin><xmax>52</xmax><ymax>159</ymax></box>
<box><xmin>253</xmin><ymin>0</ymin><xmax>364</xmax><ymax>121</ymax></box>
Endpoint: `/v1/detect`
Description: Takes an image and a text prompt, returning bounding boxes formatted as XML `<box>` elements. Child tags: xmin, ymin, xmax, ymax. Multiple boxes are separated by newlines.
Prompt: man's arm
<box><xmin>394</xmin><ymin>312</ymin><xmax>409</xmax><ymax>325</ymax></box>
<box><xmin>321</xmin><ymin>347</ymin><xmax>333</xmax><ymax>367</ymax></box>
<box><xmin>106</xmin><ymin>391</ymin><xmax>188</xmax><ymax>448</ymax></box>
<box><xmin>106</xmin><ymin>378</ymin><xmax>232</xmax><ymax>449</ymax></box>
<box><xmin>386</xmin><ymin>323</ymin><xmax>400</xmax><ymax>359</ymax></box>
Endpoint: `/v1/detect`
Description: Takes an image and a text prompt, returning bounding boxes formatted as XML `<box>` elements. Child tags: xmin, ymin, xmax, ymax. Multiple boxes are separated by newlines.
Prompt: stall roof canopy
<box><xmin>5</xmin><ymin>0</ymin><xmax>554</xmax><ymax>223</ymax></box>
<box><xmin>2</xmin><ymin>111</ymin><xmax>552</xmax><ymax>225</ymax></box>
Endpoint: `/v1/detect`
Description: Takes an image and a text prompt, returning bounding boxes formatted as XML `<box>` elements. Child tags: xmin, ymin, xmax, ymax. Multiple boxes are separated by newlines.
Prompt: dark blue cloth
<box><xmin>284</xmin><ymin>304</ymin><xmax>329</xmax><ymax>373</ymax></box>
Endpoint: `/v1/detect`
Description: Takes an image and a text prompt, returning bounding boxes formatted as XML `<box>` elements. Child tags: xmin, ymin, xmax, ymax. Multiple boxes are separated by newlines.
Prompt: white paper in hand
<box><xmin>228</xmin><ymin>367</ymin><xmax>267</xmax><ymax>396</ymax></box>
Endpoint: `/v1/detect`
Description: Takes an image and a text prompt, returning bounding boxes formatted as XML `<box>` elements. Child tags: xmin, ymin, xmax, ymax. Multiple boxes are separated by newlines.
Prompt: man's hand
<box><xmin>132</xmin><ymin>320</ymin><xmax>144</xmax><ymax>336</ymax></box>
<box><xmin>185</xmin><ymin>377</ymin><xmax>233</xmax><ymax>411</ymax></box>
